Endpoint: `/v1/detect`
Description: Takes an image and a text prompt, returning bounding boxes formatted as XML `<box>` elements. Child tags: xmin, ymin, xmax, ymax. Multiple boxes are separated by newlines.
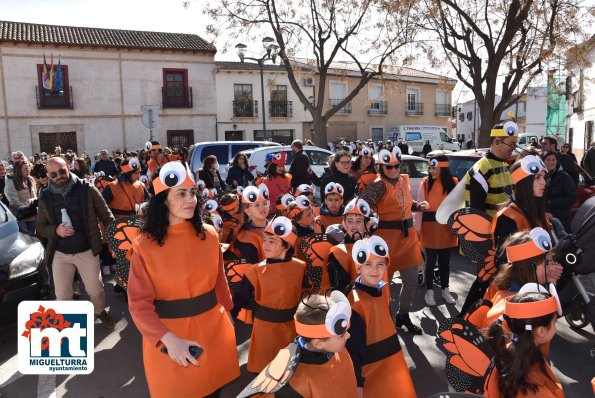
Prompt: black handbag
<box><xmin>16</xmin><ymin>199</ymin><xmax>38</xmax><ymax>221</ymax></box>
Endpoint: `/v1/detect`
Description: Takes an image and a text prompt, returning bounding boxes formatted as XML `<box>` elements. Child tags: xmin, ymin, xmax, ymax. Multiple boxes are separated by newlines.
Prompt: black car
<box><xmin>0</xmin><ymin>202</ymin><xmax>48</xmax><ymax>326</ymax></box>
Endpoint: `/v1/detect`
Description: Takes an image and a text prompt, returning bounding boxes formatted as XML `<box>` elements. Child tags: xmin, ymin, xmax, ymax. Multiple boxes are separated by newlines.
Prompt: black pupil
<box><xmin>356</xmin><ymin>251</ymin><xmax>366</xmax><ymax>263</ymax></box>
<box><xmin>165</xmin><ymin>173</ymin><xmax>179</xmax><ymax>187</ymax></box>
<box><xmin>530</xmin><ymin>165</ymin><xmax>538</xmax><ymax>173</ymax></box>
<box><xmin>273</xmin><ymin>225</ymin><xmax>285</xmax><ymax>235</ymax></box>
<box><xmin>383</xmin><ymin>155</ymin><xmax>390</xmax><ymax>162</ymax></box>
<box><xmin>375</xmin><ymin>244</ymin><xmax>387</xmax><ymax>256</ymax></box>
<box><xmin>333</xmin><ymin>318</ymin><xmax>347</xmax><ymax>335</ymax></box>
<box><xmin>262</xmin><ymin>190</ymin><xmax>269</xmax><ymax>199</ymax></box>
<box><xmin>249</xmin><ymin>193</ymin><xmax>257</xmax><ymax>201</ymax></box>
<box><xmin>359</xmin><ymin>204</ymin><xmax>368</xmax><ymax>214</ymax></box>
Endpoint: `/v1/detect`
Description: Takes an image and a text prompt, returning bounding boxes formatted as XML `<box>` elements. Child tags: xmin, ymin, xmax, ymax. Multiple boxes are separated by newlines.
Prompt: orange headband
<box><xmin>153</xmin><ymin>162</ymin><xmax>196</xmax><ymax>195</ymax></box>
<box><xmin>121</xmin><ymin>158</ymin><xmax>140</xmax><ymax>173</ymax></box>
<box><xmin>294</xmin><ymin>321</ymin><xmax>335</xmax><ymax>339</ymax></box>
<box><xmin>429</xmin><ymin>159</ymin><xmax>449</xmax><ymax>168</ymax></box>
<box><xmin>506</xmin><ymin>227</ymin><xmax>552</xmax><ymax>263</ymax></box>
<box><xmin>504</xmin><ymin>295</ymin><xmax>558</xmax><ymax>319</ymax></box>
<box><xmin>265</xmin><ymin>216</ymin><xmax>296</xmax><ymax>245</ymax></box>
<box><xmin>221</xmin><ymin>200</ymin><xmax>239</xmax><ymax>212</ymax></box>
<box><xmin>511</xmin><ymin>155</ymin><xmax>545</xmax><ymax>184</ymax></box>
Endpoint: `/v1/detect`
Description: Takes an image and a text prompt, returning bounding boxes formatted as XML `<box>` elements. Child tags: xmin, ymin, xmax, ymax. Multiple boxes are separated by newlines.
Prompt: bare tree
<box><xmin>197</xmin><ymin>0</ymin><xmax>421</xmax><ymax>146</ymax></box>
<box><xmin>423</xmin><ymin>0</ymin><xmax>594</xmax><ymax>147</ymax></box>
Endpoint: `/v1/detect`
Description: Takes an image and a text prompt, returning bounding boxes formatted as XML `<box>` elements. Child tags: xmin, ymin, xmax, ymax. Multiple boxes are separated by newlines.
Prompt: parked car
<box><xmin>0</xmin><ymin>202</ymin><xmax>48</xmax><ymax>326</ymax></box>
<box><xmin>518</xmin><ymin>133</ymin><xmax>541</xmax><ymax>148</ymax></box>
<box><xmin>187</xmin><ymin>141</ymin><xmax>282</xmax><ymax>180</ymax></box>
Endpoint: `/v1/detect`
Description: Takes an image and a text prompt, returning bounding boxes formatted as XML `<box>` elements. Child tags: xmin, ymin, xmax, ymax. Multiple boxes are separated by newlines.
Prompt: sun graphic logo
<box><xmin>18</xmin><ymin>301</ymin><xmax>94</xmax><ymax>374</ymax></box>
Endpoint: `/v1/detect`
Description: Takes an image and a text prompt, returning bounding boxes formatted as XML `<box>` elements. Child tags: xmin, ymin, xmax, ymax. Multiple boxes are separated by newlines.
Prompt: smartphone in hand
<box><xmin>160</xmin><ymin>345</ymin><xmax>203</xmax><ymax>359</ymax></box>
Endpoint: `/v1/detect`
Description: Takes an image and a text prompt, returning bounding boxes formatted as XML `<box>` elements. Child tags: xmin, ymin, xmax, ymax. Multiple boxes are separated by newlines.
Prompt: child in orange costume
<box><xmin>345</xmin><ymin>236</ymin><xmax>417</xmax><ymax>398</ymax></box>
<box><xmin>238</xmin><ymin>291</ymin><xmax>357</xmax><ymax>398</ymax></box>
<box><xmin>294</xmin><ymin>183</ymin><xmax>320</xmax><ymax>216</ymax></box>
<box><xmin>287</xmin><ymin>195</ymin><xmax>321</xmax><ymax>261</ymax></box>
<box><xmin>232</xmin><ymin>216</ymin><xmax>306</xmax><ymax>373</ymax></box>
<box><xmin>316</xmin><ymin>182</ymin><xmax>345</xmax><ymax>231</ymax></box>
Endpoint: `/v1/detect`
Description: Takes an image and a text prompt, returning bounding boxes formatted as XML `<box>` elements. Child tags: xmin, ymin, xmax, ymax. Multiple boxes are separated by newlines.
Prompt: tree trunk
<box><xmin>311</xmin><ymin>117</ymin><xmax>328</xmax><ymax>148</ymax></box>
<box><xmin>478</xmin><ymin>110</ymin><xmax>495</xmax><ymax>148</ymax></box>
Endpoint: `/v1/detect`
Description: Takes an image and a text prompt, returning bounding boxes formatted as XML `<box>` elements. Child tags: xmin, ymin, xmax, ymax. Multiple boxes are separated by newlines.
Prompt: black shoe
<box><xmin>96</xmin><ymin>310</ymin><xmax>115</xmax><ymax>330</ymax></box>
<box><xmin>395</xmin><ymin>313</ymin><xmax>422</xmax><ymax>334</ymax></box>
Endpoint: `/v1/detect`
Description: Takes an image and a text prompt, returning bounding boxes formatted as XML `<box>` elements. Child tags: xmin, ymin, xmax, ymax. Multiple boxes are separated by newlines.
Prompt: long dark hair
<box><xmin>351</xmin><ymin>154</ymin><xmax>376</xmax><ymax>174</ymax></box>
<box><xmin>141</xmin><ymin>187</ymin><xmax>205</xmax><ymax>246</ymax></box>
<box><xmin>427</xmin><ymin>154</ymin><xmax>456</xmax><ymax>194</ymax></box>
<box><xmin>267</xmin><ymin>161</ymin><xmax>286</xmax><ymax>177</ymax></box>
<box><xmin>492</xmin><ymin>231</ymin><xmax>545</xmax><ymax>290</ymax></box>
<box><xmin>507</xmin><ymin>161</ymin><xmax>550</xmax><ymax>233</ymax></box>
<box><xmin>485</xmin><ymin>292</ymin><xmax>557</xmax><ymax>398</ymax></box>
<box><xmin>12</xmin><ymin>160</ymin><xmax>35</xmax><ymax>192</ymax></box>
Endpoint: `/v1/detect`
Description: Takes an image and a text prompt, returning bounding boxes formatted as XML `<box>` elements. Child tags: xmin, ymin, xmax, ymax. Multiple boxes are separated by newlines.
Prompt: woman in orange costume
<box><xmin>264</xmin><ymin>152</ymin><xmax>292</xmax><ymax>215</ymax></box>
<box><xmin>350</xmin><ymin>146</ymin><xmax>377</xmax><ymax>192</ymax></box>
<box><xmin>102</xmin><ymin>158</ymin><xmax>148</xmax><ymax>218</ymax></box>
<box><xmin>415</xmin><ymin>155</ymin><xmax>458</xmax><ymax>307</ymax></box>
<box><xmin>346</xmin><ymin>236</ymin><xmax>417</xmax><ymax>398</ymax></box>
<box><xmin>232</xmin><ymin>216</ymin><xmax>305</xmax><ymax>373</ymax></box>
<box><xmin>127</xmin><ymin>162</ymin><xmax>239</xmax><ymax>398</ymax></box>
<box><xmin>361</xmin><ymin>146</ymin><xmax>429</xmax><ymax>333</ymax></box>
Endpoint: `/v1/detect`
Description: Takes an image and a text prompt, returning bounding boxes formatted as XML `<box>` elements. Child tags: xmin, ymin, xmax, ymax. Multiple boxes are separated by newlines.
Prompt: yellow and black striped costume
<box><xmin>464</xmin><ymin>152</ymin><xmax>513</xmax><ymax>217</ymax></box>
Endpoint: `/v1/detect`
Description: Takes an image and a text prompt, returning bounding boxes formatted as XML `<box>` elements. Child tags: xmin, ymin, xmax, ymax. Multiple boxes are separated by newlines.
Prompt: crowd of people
<box><xmin>1</xmin><ymin>126</ymin><xmax>593</xmax><ymax>397</ymax></box>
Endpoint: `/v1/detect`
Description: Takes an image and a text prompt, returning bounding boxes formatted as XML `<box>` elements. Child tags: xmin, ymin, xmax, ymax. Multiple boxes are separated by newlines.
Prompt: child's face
<box><xmin>245</xmin><ymin>201</ymin><xmax>270</xmax><ymax>223</ymax></box>
<box><xmin>263</xmin><ymin>233</ymin><xmax>287</xmax><ymax>259</ymax></box>
<box><xmin>342</xmin><ymin>214</ymin><xmax>365</xmax><ymax>237</ymax></box>
<box><xmin>297</xmin><ymin>207</ymin><xmax>315</xmax><ymax>227</ymax></box>
<box><xmin>312</xmin><ymin>331</ymin><xmax>350</xmax><ymax>353</ymax></box>
<box><xmin>359</xmin><ymin>257</ymin><xmax>388</xmax><ymax>287</ymax></box>
<box><xmin>325</xmin><ymin>193</ymin><xmax>343</xmax><ymax>213</ymax></box>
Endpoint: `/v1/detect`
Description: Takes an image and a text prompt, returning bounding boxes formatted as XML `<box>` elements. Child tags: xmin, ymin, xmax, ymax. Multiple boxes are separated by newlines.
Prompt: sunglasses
<box><xmin>383</xmin><ymin>164</ymin><xmax>401</xmax><ymax>170</ymax></box>
<box><xmin>49</xmin><ymin>168</ymin><xmax>68</xmax><ymax>178</ymax></box>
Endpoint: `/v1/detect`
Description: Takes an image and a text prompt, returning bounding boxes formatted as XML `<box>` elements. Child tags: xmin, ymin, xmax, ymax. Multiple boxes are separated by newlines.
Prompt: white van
<box><xmin>388</xmin><ymin>125</ymin><xmax>460</xmax><ymax>153</ymax></box>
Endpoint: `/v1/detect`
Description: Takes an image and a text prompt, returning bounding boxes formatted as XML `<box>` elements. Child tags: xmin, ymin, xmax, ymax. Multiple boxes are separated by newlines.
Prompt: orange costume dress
<box><xmin>127</xmin><ymin>223</ymin><xmax>239</xmax><ymax>397</ymax></box>
<box><xmin>418</xmin><ymin>177</ymin><xmax>458</xmax><ymax>249</ymax></box>
<box><xmin>104</xmin><ymin>179</ymin><xmax>146</xmax><ymax>218</ymax></box>
<box><xmin>228</xmin><ymin>223</ymin><xmax>266</xmax><ymax>265</ymax></box>
<box><xmin>347</xmin><ymin>282</ymin><xmax>417</xmax><ymax>397</ymax></box>
<box><xmin>364</xmin><ymin>174</ymin><xmax>422</xmax><ymax>275</ymax></box>
<box><xmin>353</xmin><ymin>168</ymin><xmax>378</xmax><ymax>192</ymax></box>
<box><xmin>243</xmin><ymin>257</ymin><xmax>306</xmax><ymax>372</ymax></box>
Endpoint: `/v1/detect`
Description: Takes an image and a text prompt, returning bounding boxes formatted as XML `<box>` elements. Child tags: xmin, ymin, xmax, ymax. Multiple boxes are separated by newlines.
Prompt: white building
<box><xmin>215</xmin><ymin>62</ymin><xmax>309</xmax><ymax>144</ymax></box>
<box><xmin>525</xmin><ymin>86</ymin><xmax>548</xmax><ymax>135</ymax></box>
<box><xmin>0</xmin><ymin>20</ymin><xmax>217</xmax><ymax>159</ymax></box>
<box><xmin>566</xmin><ymin>35</ymin><xmax>595</xmax><ymax>161</ymax></box>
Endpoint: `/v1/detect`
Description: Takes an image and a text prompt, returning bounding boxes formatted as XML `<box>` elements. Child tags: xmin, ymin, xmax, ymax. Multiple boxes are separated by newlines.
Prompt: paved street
<box><xmin>0</xmin><ymin>251</ymin><xmax>593</xmax><ymax>398</ymax></box>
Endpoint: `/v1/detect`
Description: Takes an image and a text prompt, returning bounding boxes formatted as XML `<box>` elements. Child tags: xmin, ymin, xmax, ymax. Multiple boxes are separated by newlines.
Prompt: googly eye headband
<box><xmin>343</xmin><ymin>197</ymin><xmax>371</xmax><ymax>217</ymax></box>
<box><xmin>359</xmin><ymin>146</ymin><xmax>372</xmax><ymax>157</ymax></box>
<box><xmin>504</xmin><ymin>282</ymin><xmax>562</xmax><ymax>319</ymax></box>
<box><xmin>511</xmin><ymin>155</ymin><xmax>546</xmax><ymax>184</ymax></box>
<box><xmin>352</xmin><ymin>236</ymin><xmax>389</xmax><ymax>269</ymax></box>
<box><xmin>196</xmin><ymin>179</ymin><xmax>206</xmax><ymax>190</ymax></box>
<box><xmin>203</xmin><ymin>199</ymin><xmax>218</xmax><ymax>214</ymax></box>
<box><xmin>120</xmin><ymin>158</ymin><xmax>140</xmax><ymax>173</ymax></box>
<box><xmin>271</xmin><ymin>151</ymin><xmax>287</xmax><ymax>166</ymax></box>
<box><xmin>220</xmin><ymin>194</ymin><xmax>239</xmax><ymax>212</ymax></box>
<box><xmin>429</xmin><ymin>158</ymin><xmax>449</xmax><ymax>169</ymax></box>
<box><xmin>242</xmin><ymin>183</ymin><xmax>270</xmax><ymax>204</ymax></box>
<box><xmin>139</xmin><ymin>175</ymin><xmax>149</xmax><ymax>185</ymax></box>
<box><xmin>506</xmin><ymin>227</ymin><xmax>552</xmax><ymax>263</ymax></box>
<box><xmin>295</xmin><ymin>184</ymin><xmax>314</xmax><ymax>196</ymax></box>
<box><xmin>264</xmin><ymin>216</ymin><xmax>297</xmax><ymax>245</ymax></box>
<box><xmin>294</xmin><ymin>291</ymin><xmax>352</xmax><ymax>339</ymax></box>
<box><xmin>287</xmin><ymin>195</ymin><xmax>311</xmax><ymax>219</ymax></box>
<box><xmin>201</xmin><ymin>188</ymin><xmax>217</xmax><ymax>200</ymax></box>
<box><xmin>324</xmin><ymin>182</ymin><xmax>344</xmax><ymax>197</ymax></box>
<box><xmin>153</xmin><ymin>162</ymin><xmax>196</xmax><ymax>195</ymax></box>
<box><xmin>490</xmin><ymin>113</ymin><xmax>518</xmax><ymax>137</ymax></box>
<box><xmin>144</xmin><ymin>141</ymin><xmax>161</xmax><ymax>151</ymax></box>
<box><xmin>277</xmin><ymin>193</ymin><xmax>295</xmax><ymax>211</ymax></box>
<box><xmin>377</xmin><ymin>147</ymin><xmax>402</xmax><ymax>165</ymax></box>
<box><xmin>211</xmin><ymin>213</ymin><xmax>223</xmax><ymax>232</ymax></box>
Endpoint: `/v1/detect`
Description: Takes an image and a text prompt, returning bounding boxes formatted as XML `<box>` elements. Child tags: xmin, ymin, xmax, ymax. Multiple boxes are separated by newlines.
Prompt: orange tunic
<box><xmin>316</xmin><ymin>213</ymin><xmax>343</xmax><ymax>231</ymax></box>
<box><xmin>147</xmin><ymin>159</ymin><xmax>158</xmax><ymax>175</ymax></box>
<box><xmin>106</xmin><ymin>180</ymin><xmax>145</xmax><ymax>218</ymax></box>
<box><xmin>228</xmin><ymin>225</ymin><xmax>266</xmax><ymax>265</ymax></box>
<box><xmin>245</xmin><ymin>258</ymin><xmax>306</xmax><ymax>373</ymax></box>
<box><xmin>419</xmin><ymin>177</ymin><xmax>458</xmax><ymax>249</ymax></box>
<box><xmin>467</xmin><ymin>289</ymin><xmax>514</xmax><ymax>329</ymax></box>
<box><xmin>330</xmin><ymin>243</ymin><xmax>358</xmax><ymax>283</ymax></box>
<box><xmin>127</xmin><ymin>223</ymin><xmax>239</xmax><ymax>398</ymax></box>
<box><xmin>373</xmin><ymin>175</ymin><xmax>422</xmax><ymax>275</ymax></box>
<box><xmin>355</xmin><ymin>169</ymin><xmax>378</xmax><ymax>192</ymax></box>
<box><xmin>348</xmin><ymin>284</ymin><xmax>417</xmax><ymax>398</ymax></box>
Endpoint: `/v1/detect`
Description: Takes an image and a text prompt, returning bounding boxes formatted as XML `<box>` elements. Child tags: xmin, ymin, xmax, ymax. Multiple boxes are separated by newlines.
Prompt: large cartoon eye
<box><xmin>379</xmin><ymin>149</ymin><xmax>391</xmax><ymax>164</ymax></box>
<box><xmin>273</xmin><ymin>152</ymin><xmax>282</xmax><ymax>160</ymax></box>
<box><xmin>196</xmin><ymin>179</ymin><xmax>206</xmax><ymax>190</ymax></box>
<box><xmin>144</xmin><ymin>141</ymin><xmax>152</xmax><ymax>151</ymax></box>
<box><xmin>281</xmin><ymin>193</ymin><xmax>294</xmax><ymax>207</ymax></box>
<box><xmin>297</xmin><ymin>184</ymin><xmax>311</xmax><ymax>194</ymax></box>
<box><xmin>325</xmin><ymin>183</ymin><xmax>336</xmax><ymax>194</ymax></box>
<box><xmin>356</xmin><ymin>199</ymin><xmax>370</xmax><ymax>217</ymax></box>
<box><xmin>503</xmin><ymin>121</ymin><xmax>518</xmax><ymax>136</ymax></box>
<box><xmin>335</xmin><ymin>184</ymin><xmax>344</xmax><ymax>195</ymax></box>
<box><xmin>325</xmin><ymin>291</ymin><xmax>352</xmax><ymax>335</ymax></box>
<box><xmin>270</xmin><ymin>217</ymin><xmax>292</xmax><ymax>238</ymax></box>
<box><xmin>236</xmin><ymin>186</ymin><xmax>244</xmax><ymax>195</ymax></box>
<box><xmin>392</xmin><ymin>146</ymin><xmax>402</xmax><ymax>160</ymax></box>
<box><xmin>159</xmin><ymin>162</ymin><xmax>186</xmax><ymax>188</ymax></box>
<box><xmin>352</xmin><ymin>240</ymin><xmax>370</xmax><ymax>264</ymax></box>
<box><xmin>344</xmin><ymin>199</ymin><xmax>356</xmax><ymax>213</ymax></box>
<box><xmin>243</xmin><ymin>186</ymin><xmax>259</xmax><ymax>203</ymax></box>
<box><xmin>361</xmin><ymin>147</ymin><xmax>371</xmax><ymax>157</ymax></box>
<box><xmin>129</xmin><ymin>158</ymin><xmax>139</xmax><ymax>169</ymax></box>
<box><xmin>211</xmin><ymin>214</ymin><xmax>223</xmax><ymax>231</ymax></box>
<box><xmin>204</xmin><ymin>199</ymin><xmax>218</xmax><ymax>213</ymax></box>
<box><xmin>296</xmin><ymin>195</ymin><xmax>311</xmax><ymax>208</ymax></box>
<box><xmin>520</xmin><ymin>155</ymin><xmax>544</xmax><ymax>176</ymax></box>
<box><xmin>368</xmin><ymin>235</ymin><xmax>388</xmax><ymax>257</ymax></box>
<box><xmin>429</xmin><ymin>159</ymin><xmax>438</xmax><ymax>168</ymax></box>
<box><xmin>139</xmin><ymin>175</ymin><xmax>148</xmax><ymax>184</ymax></box>
<box><xmin>259</xmin><ymin>183</ymin><xmax>269</xmax><ymax>200</ymax></box>
<box><xmin>201</xmin><ymin>188</ymin><xmax>210</xmax><ymax>199</ymax></box>
<box><xmin>530</xmin><ymin>227</ymin><xmax>551</xmax><ymax>252</ymax></box>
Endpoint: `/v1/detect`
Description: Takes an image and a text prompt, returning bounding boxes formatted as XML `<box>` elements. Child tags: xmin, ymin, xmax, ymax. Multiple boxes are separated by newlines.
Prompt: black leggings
<box><xmin>425</xmin><ymin>248</ymin><xmax>451</xmax><ymax>289</ymax></box>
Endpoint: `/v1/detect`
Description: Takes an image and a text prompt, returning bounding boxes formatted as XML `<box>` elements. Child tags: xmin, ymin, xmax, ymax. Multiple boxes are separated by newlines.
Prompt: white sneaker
<box><xmin>102</xmin><ymin>265</ymin><xmax>111</xmax><ymax>276</ymax></box>
<box><xmin>442</xmin><ymin>288</ymin><xmax>456</xmax><ymax>304</ymax></box>
<box><xmin>424</xmin><ymin>290</ymin><xmax>436</xmax><ymax>306</ymax></box>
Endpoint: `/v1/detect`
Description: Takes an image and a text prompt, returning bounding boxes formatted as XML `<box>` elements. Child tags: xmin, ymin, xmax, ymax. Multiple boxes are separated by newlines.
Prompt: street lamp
<box><xmin>235</xmin><ymin>37</ymin><xmax>280</xmax><ymax>141</ymax></box>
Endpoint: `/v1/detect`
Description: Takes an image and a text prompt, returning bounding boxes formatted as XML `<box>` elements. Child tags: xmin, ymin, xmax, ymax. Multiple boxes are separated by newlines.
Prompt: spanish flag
<box><xmin>42</xmin><ymin>55</ymin><xmax>50</xmax><ymax>90</ymax></box>
<box><xmin>48</xmin><ymin>54</ymin><xmax>54</xmax><ymax>91</ymax></box>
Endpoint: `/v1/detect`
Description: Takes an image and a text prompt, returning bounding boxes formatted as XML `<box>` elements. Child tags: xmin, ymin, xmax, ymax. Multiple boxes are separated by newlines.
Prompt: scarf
<box><xmin>49</xmin><ymin>173</ymin><xmax>78</xmax><ymax>198</ymax></box>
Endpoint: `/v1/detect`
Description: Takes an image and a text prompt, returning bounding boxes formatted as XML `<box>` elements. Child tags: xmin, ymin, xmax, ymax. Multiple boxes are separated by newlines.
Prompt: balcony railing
<box><xmin>162</xmin><ymin>86</ymin><xmax>193</xmax><ymax>108</ymax></box>
<box><xmin>35</xmin><ymin>86</ymin><xmax>73</xmax><ymax>109</ymax></box>
<box><xmin>368</xmin><ymin>100</ymin><xmax>388</xmax><ymax>115</ymax></box>
<box><xmin>269</xmin><ymin>101</ymin><xmax>293</xmax><ymax>117</ymax></box>
<box><xmin>435</xmin><ymin>103</ymin><xmax>451</xmax><ymax>117</ymax></box>
<box><xmin>406</xmin><ymin>102</ymin><xmax>424</xmax><ymax>116</ymax></box>
<box><xmin>330</xmin><ymin>98</ymin><xmax>352</xmax><ymax>114</ymax></box>
<box><xmin>233</xmin><ymin>99</ymin><xmax>258</xmax><ymax>117</ymax></box>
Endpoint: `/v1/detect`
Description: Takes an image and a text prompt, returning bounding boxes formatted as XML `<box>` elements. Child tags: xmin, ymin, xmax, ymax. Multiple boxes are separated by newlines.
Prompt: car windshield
<box><xmin>401</xmin><ymin>159</ymin><xmax>429</xmax><ymax>179</ymax></box>
<box><xmin>449</xmin><ymin>157</ymin><xmax>479</xmax><ymax>180</ymax></box>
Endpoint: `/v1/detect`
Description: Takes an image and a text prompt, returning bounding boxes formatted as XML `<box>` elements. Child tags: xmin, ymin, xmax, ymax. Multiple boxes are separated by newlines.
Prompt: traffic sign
<box><xmin>141</xmin><ymin>105</ymin><xmax>160</xmax><ymax>129</ymax></box>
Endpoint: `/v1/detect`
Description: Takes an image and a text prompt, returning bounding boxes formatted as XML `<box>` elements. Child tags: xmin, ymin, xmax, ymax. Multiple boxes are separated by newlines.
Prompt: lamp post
<box><xmin>235</xmin><ymin>37</ymin><xmax>279</xmax><ymax>141</ymax></box>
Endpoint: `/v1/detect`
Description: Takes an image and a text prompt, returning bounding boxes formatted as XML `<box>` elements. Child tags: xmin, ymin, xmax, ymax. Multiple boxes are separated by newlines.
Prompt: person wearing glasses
<box><xmin>37</xmin><ymin>157</ymin><xmax>116</xmax><ymax>330</ymax></box>
<box><xmin>361</xmin><ymin>146</ymin><xmax>429</xmax><ymax>334</ymax></box>
<box><xmin>560</xmin><ymin>143</ymin><xmax>577</xmax><ymax>163</ymax></box>
<box><xmin>93</xmin><ymin>149</ymin><xmax>119</xmax><ymax>178</ymax></box>
<box><xmin>350</xmin><ymin>146</ymin><xmax>377</xmax><ymax>192</ymax></box>
<box><xmin>320</xmin><ymin>150</ymin><xmax>358</xmax><ymax>203</ymax></box>
<box><xmin>4</xmin><ymin>159</ymin><xmax>37</xmax><ymax>235</ymax></box>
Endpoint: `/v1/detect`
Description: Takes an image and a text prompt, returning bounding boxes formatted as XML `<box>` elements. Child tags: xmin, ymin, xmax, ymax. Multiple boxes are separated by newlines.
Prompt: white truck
<box><xmin>388</xmin><ymin>125</ymin><xmax>460</xmax><ymax>153</ymax></box>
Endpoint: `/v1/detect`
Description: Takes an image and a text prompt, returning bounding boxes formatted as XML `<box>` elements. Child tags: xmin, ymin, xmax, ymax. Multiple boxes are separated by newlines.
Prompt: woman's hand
<box><xmin>160</xmin><ymin>331</ymin><xmax>201</xmax><ymax>367</ymax></box>
<box><xmin>417</xmin><ymin>201</ymin><xmax>430</xmax><ymax>211</ymax></box>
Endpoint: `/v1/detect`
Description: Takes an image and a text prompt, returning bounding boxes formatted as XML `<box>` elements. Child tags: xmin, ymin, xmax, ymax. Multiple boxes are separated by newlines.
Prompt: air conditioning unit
<box><xmin>304</xmin><ymin>77</ymin><xmax>315</xmax><ymax>86</ymax></box>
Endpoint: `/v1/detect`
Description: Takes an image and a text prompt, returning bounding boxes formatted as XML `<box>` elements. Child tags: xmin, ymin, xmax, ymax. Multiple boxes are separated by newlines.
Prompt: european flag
<box><xmin>54</xmin><ymin>56</ymin><xmax>63</xmax><ymax>94</ymax></box>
